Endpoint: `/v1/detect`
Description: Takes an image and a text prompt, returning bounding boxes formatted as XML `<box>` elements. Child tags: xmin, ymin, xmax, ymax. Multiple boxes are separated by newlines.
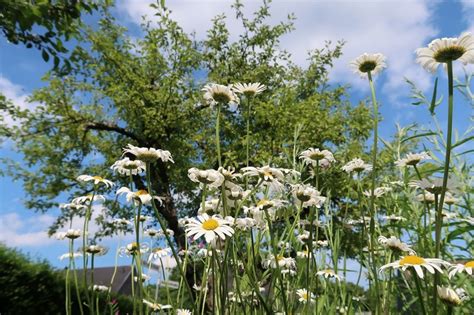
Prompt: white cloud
<box><xmin>116</xmin><ymin>0</ymin><xmax>438</xmax><ymax>98</ymax></box>
<box><xmin>0</xmin><ymin>74</ymin><xmax>37</xmax><ymax>127</ymax></box>
<box><xmin>0</xmin><ymin>212</ymin><xmax>56</xmax><ymax>247</ymax></box>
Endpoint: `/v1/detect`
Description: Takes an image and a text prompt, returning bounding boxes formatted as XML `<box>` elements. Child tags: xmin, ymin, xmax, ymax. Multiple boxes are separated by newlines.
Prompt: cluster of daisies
<box><xmin>53</xmin><ymin>31</ymin><xmax>474</xmax><ymax>313</ymax></box>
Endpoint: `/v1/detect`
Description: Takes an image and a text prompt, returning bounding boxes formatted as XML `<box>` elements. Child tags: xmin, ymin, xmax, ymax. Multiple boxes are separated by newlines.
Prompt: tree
<box><xmin>0</xmin><ymin>0</ymin><xmax>103</xmax><ymax>72</ymax></box>
<box><xmin>1</xmin><ymin>1</ymin><xmax>372</xmax><ymax>252</ymax></box>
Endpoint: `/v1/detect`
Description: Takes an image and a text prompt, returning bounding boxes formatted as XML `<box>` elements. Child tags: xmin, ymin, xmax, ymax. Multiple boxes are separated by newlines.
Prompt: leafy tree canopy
<box><xmin>1</xmin><ymin>1</ymin><xmax>372</xmax><ymax>252</ymax></box>
<box><xmin>0</xmin><ymin>0</ymin><xmax>104</xmax><ymax>72</ymax></box>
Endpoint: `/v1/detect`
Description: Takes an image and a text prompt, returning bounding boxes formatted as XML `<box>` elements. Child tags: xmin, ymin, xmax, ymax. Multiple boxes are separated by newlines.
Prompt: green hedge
<box><xmin>0</xmin><ymin>244</ymin><xmax>133</xmax><ymax>314</ymax></box>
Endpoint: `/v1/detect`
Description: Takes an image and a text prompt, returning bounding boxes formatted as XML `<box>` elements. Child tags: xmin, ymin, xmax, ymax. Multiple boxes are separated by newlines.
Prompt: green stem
<box><xmin>434</xmin><ymin>60</ymin><xmax>454</xmax><ymax>315</ymax></box>
<box><xmin>71</xmin><ymin>239</ymin><xmax>84</xmax><ymax>315</ymax></box>
<box><xmin>367</xmin><ymin>70</ymin><xmax>381</xmax><ymax>314</ymax></box>
<box><xmin>413</xmin><ymin>270</ymin><xmax>427</xmax><ymax>315</ymax></box>
<box><xmin>82</xmin><ymin>191</ymin><xmax>95</xmax><ymax>310</ymax></box>
<box><xmin>216</xmin><ymin>103</ymin><xmax>222</xmax><ymax>167</ymax></box>
<box><xmin>90</xmin><ymin>254</ymin><xmax>95</xmax><ymax>314</ymax></box>
<box><xmin>246</xmin><ymin>96</ymin><xmax>252</xmax><ymax>168</ymax></box>
<box><xmin>144</xmin><ymin>163</ymin><xmax>196</xmax><ymax>310</ymax></box>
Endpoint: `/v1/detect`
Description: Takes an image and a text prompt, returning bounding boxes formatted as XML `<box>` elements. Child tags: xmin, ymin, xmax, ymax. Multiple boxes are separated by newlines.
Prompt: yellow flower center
<box><xmin>136</xmin><ymin>189</ymin><xmax>149</xmax><ymax>196</ymax></box>
<box><xmin>434</xmin><ymin>46</ymin><xmax>466</xmax><ymax>63</ymax></box>
<box><xmin>261</xmin><ymin>170</ymin><xmax>274</xmax><ymax>180</ymax></box>
<box><xmin>399</xmin><ymin>256</ymin><xmax>425</xmax><ymax>265</ymax></box>
<box><xmin>153</xmin><ymin>247</ymin><xmax>163</xmax><ymax>253</ymax></box>
<box><xmin>202</xmin><ymin>218</ymin><xmax>219</xmax><ymax>231</ymax></box>
<box><xmin>92</xmin><ymin>176</ymin><xmax>104</xmax><ymax>181</ymax></box>
<box><xmin>465</xmin><ymin>261</ymin><xmax>474</xmax><ymax>268</ymax></box>
<box><xmin>358</xmin><ymin>60</ymin><xmax>377</xmax><ymax>73</ymax></box>
<box><xmin>302</xmin><ymin>292</ymin><xmax>308</xmax><ymax>300</ymax></box>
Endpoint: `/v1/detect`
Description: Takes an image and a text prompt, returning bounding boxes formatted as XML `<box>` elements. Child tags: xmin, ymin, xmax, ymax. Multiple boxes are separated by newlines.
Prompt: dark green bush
<box><xmin>0</xmin><ymin>244</ymin><xmax>133</xmax><ymax>314</ymax></box>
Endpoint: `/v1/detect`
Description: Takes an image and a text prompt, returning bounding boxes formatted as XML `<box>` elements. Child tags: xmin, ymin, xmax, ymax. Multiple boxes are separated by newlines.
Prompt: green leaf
<box><xmin>401</xmin><ymin>131</ymin><xmax>437</xmax><ymax>144</ymax></box>
<box><xmin>452</xmin><ymin>135</ymin><xmax>474</xmax><ymax>149</ymax></box>
<box><xmin>41</xmin><ymin>49</ymin><xmax>49</xmax><ymax>62</ymax></box>
<box><xmin>429</xmin><ymin>77</ymin><xmax>438</xmax><ymax>115</ymax></box>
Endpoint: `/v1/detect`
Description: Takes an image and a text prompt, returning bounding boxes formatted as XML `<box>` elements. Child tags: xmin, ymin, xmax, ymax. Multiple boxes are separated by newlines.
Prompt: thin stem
<box><xmin>71</xmin><ymin>239</ymin><xmax>84</xmax><ymax>315</ymax></box>
<box><xmin>246</xmin><ymin>96</ymin><xmax>252</xmax><ymax>168</ymax></box>
<box><xmin>413</xmin><ymin>270</ymin><xmax>427</xmax><ymax>315</ymax></box>
<box><xmin>144</xmin><ymin>163</ymin><xmax>196</xmax><ymax>310</ymax></box>
<box><xmin>434</xmin><ymin>60</ymin><xmax>454</xmax><ymax>314</ymax></box>
<box><xmin>216</xmin><ymin>103</ymin><xmax>222</xmax><ymax>167</ymax></box>
<box><xmin>367</xmin><ymin>70</ymin><xmax>381</xmax><ymax>314</ymax></box>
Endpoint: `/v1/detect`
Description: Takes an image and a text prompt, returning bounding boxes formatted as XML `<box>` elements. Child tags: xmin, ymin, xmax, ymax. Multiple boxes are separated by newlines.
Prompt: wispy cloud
<box><xmin>116</xmin><ymin>0</ymin><xmax>437</xmax><ymax>97</ymax></box>
<box><xmin>0</xmin><ymin>212</ymin><xmax>56</xmax><ymax>247</ymax></box>
<box><xmin>0</xmin><ymin>74</ymin><xmax>37</xmax><ymax>127</ymax></box>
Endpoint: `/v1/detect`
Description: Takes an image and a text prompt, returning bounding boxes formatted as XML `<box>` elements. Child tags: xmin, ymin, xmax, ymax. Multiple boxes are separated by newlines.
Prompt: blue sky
<box><xmin>0</xmin><ymin>0</ymin><xmax>473</xmax><ymax>279</ymax></box>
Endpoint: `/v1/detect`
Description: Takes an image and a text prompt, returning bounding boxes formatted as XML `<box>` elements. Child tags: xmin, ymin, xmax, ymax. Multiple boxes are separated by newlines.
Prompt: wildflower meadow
<box><xmin>0</xmin><ymin>1</ymin><xmax>473</xmax><ymax>315</ymax></box>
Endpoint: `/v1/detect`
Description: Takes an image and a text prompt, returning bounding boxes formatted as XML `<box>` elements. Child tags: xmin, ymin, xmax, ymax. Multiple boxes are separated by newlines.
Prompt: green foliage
<box><xmin>1</xmin><ymin>1</ymin><xmax>372</xmax><ymax>250</ymax></box>
<box><xmin>0</xmin><ymin>244</ymin><xmax>132</xmax><ymax>314</ymax></box>
<box><xmin>0</xmin><ymin>0</ymin><xmax>104</xmax><ymax>72</ymax></box>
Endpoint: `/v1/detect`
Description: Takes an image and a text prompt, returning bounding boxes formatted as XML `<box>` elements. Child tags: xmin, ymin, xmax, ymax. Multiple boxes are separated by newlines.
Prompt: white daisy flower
<box><xmin>110</xmin><ymin>157</ymin><xmax>146</xmax><ymax>176</ymax></box>
<box><xmin>296</xmin><ymin>248</ymin><xmax>311</xmax><ymax>258</ymax></box>
<box><xmin>410</xmin><ymin>177</ymin><xmax>461</xmax><ymax>195</ymax></box>
<box><xmin>185</xmin><ymin>214</ymin><xmax>234</xmax><ymax>243</ymax></box>
<box><xmin>416</xmin><ymin>192</ymin><xmax>436</xmax><ymax>203</ymax></box>
<box><xmin>72</xmin><ymin>194</ymin><xmax>106</xmax><ymax>205</ymax></box>
<box><xmin>437</xmin><ymin>286</ymin><xmax>468</xmax><ymax>306</ymax></box>
<box><xmin>218</xmin><ymin>166</ymin><xmax>242</xmax><ymax>182</ymax></box>
<box><xmin>202</xmin><ymin>83</ymin><xmax>239</xmax><ymax>107</ymax></box>
<box><xmin>176</xmin><ymin>309</ymin><xmax>192</xmax><ymax>315</ymax></box>
<box><xmin>142</xmin><ymin>299</ymin><xmax>172</xmax><ymax>311</ymax></box>
<box><xmin>296</xmin><ymin>288</ymin><xmax>316</xmax><ymax>304</ymax></box>
<box><xmin>92</xmin><ymin>285</ymin><xmax>110</xmax><ymax>292</ymax></box>
<box><xmin>379</xmin><ymin>255</ymin><xmax>449</xmax><ymax>279</ymax></box>
<box><xmin>188</xmin><ymin>168</ymin><xmax>225</xmax><ymax>189</ymax></box>
<box><xmin>116</xmin><ymin>187</ymin><xmax>161</xmax><ymax>206</ymax></box>
<box><xmin>263</xmin><ymin>254</ymin><xmax>296</xmax><ymax>270</ymax></box>
<box><xmin>148</xmin><ymin>247</ymin><xmax>172</xmax><ymax>263</ymax></box>
<box><xmin>342</xmin><ymin>158</ymin><xmax>373</xmax><ymax>173</ymax></box>
<box><xmin>299</xmin><ymin>148</ymin><xmax>335</xmax><ymax>167</ymax></box>
<box><xmin>198</xmin><ymin>198</ymin><xmax>221</xmax><ymax>215</ymax></box>
<box><xmin>56</xmin><ymin>229</ymin><xmax>81</xmax><ymax>240</ymax></box>
<box><xmin>59</xmin><ymin>252</ymin><xmax>82</xmax><ymax>261</ymax></box>
<box><xmin>225</xmin><ymin>184</ymin><xmax>251</xmax><ymax>202</ymax></box>
<box><xmin>59</xmin><ymin>203</ymin><xmax>87</xmax><ymax>212</ymax></box>
<box><xmin>77</xmin><ymin>175</ymin><xmax>114</xmax><ymax>188</ymax></box>
<box><xmin>233</xmin><ymin>82</ymin><xmax>266</xmax><ymax>96</ymax></box>
<box><xmin>378</xmin><ymin>236</ymin><xmax>416</xmax><ymax>255</ymax></box>
<box><xmin>350</xmin><ymin>53</ymin><xmax>387</xmax><ymax>78</ymax></box>
<box><xmin>123</xmin><ymin>144</ymin><xmax>174</xmax><ymax>163</ymax></box>
<box><xmin>241</xmin><ymin>165</ymin><xmax>285</xmax><ymax>191</ymax></box>
<box><xmin>291</xmin><ymin>184</ymin><xmax>326</xmax><ymax>208</ymax></box>
<box><xmin>448</xmin><ymin>260</ymin><xmax>474</xmax><ymax>278</ymax></box>
<box><xmin>443</xmin><ymin>192</ymin><xmax>459</xmax><ymax>205</ymax></box>
<box><xmin>382</xmin><ymin>214</ymin><xmax>407</xmax><ymax>222</ymax></box>
<box><xmin>394</xmin><ymin>152</ymin><xmax>431</xmax><ymax>167</ymax></box>
<box><xmin>144</xmin><ymin>228</ymin><xmax>159</xmax><ymax>237</ymax></box>
<box><xmin>316</xmin><ymin>269</ymin><xmax>342</xmax><ymax>281</ymax></box>
<box><xmin>363</xmin><ymin>187</ymin><xmax>392</xmax><ymax>198</ymax></box>
<box><xmin>134</xmin><ymin>273</ymin><xmax>151</xmax><ymax>282</ymax></box>
<box><xmin>416</xmin><ymin>32</ymin><xmax>474</xmax><ymax>73</ymax></box>
<box><xmin>120</xmin><ymin>242</ymin><xmax>149</xmax><ymax>256</ymax></box>
<box><xmin>85</xmin><ymin>245</ymin><xmax>107</xmax><ymax>256</ymax></box>
<box><xmin>232</xmin><ymin>217</ymin><xmax>256</xmax><ymax>230</ymax></box>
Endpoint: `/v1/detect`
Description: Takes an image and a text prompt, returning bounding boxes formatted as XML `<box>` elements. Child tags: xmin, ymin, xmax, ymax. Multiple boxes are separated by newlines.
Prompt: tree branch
<box><xmin>84</xmin><ymin>121</ymin><xmax>143</xmax><ymax>143</ymax></box>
